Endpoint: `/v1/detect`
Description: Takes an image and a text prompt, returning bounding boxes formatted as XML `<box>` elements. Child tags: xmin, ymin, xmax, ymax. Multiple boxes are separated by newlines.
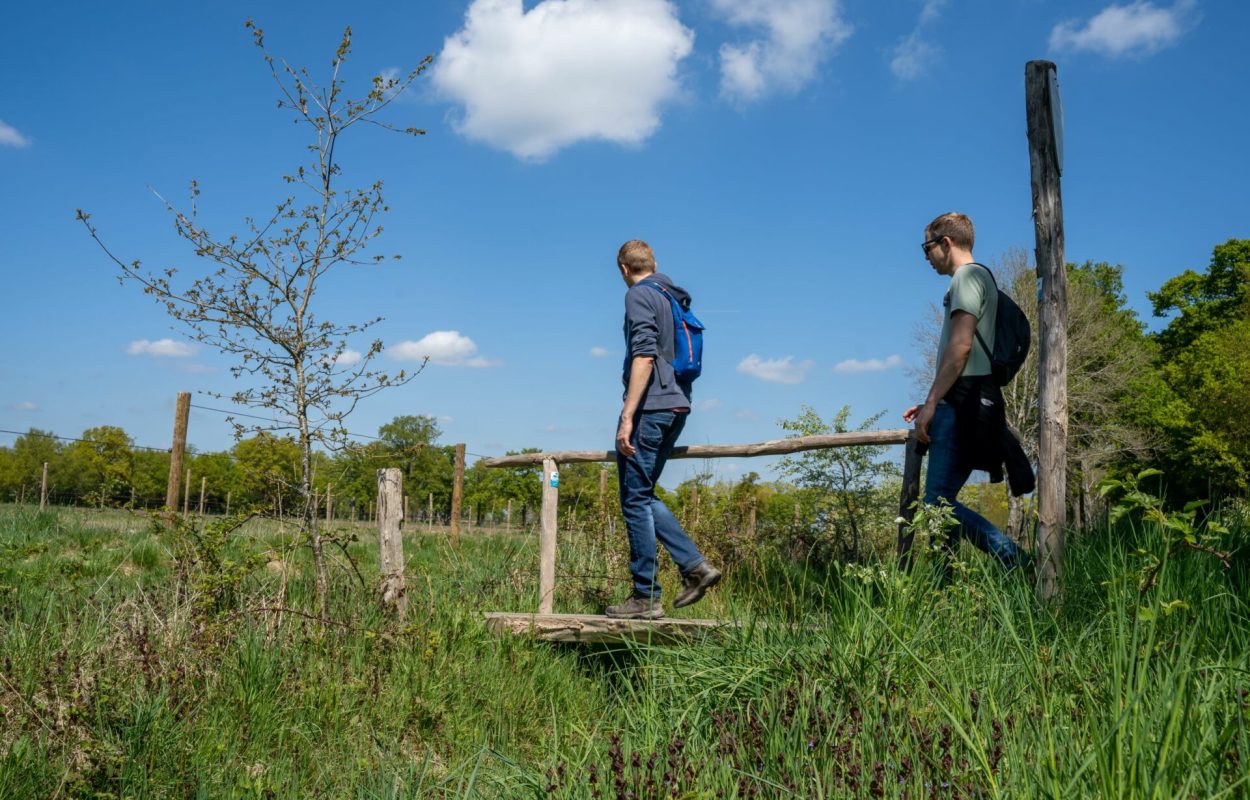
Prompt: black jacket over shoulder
<box><xmin>944</xmin><ymin>377</ymin><xmax>1035</xmax><ymax>497</ymax></box>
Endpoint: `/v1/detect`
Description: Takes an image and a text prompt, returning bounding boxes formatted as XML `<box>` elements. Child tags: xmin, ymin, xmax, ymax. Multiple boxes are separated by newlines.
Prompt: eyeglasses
<box><xmin>921</xmin><ymin>237</ymin><xmax>944</xmax><ymax>254</ymax></box>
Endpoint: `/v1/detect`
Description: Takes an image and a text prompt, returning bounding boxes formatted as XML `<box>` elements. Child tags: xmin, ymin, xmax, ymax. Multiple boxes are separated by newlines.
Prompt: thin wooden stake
<box><xmin>539</xmin><ymin>458</ymin><xmax>559</xmax><ymax>615</ymax></box>
<box><xmin>325</xmin><ymin>485</ymin><xmax>333</xmax><ymax>524</ymax></box>
<box><xmin>182</xmin><ymin>468</ymin><xmax>191</xmax><ymax>516</ymax></box>
<box><xmin>40</xmin><ymin>462</ymin><xmax>48</xmax><ymax>512</ymax></box>
<box><xmin>225</xmin><ymin>491</ymin><xmax>231</xmax><ymax>517</ymax></box>
<box><xmin>198</xmin><ymin>477</ymin><xmax>207</xmax><ymax>517</ymax></box>
<box><xmin>427</xmin><ymin>493</ymin><xmax>433</xmax><ymax>532</ymax></box>
<box><xmin>165</xmin><ymin>391</ymin><xmax>190</xmax><ymax>512</ymax></box>
<box><xmin>507</xmin><ymin>498</ymin><xmax>513</xmax><ymax>532</ymax></box>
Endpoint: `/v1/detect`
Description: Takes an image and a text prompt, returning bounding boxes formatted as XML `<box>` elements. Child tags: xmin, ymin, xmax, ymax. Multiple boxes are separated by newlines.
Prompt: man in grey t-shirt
<box><xmin>606</xmin><ymin>240</ymin><xmax>720</xmax><ymax>619</ymax></box>
<box><xmin>903</xmin><ymin>213</ymin><xmax>1025</xmax><ymax>570</ymax></box>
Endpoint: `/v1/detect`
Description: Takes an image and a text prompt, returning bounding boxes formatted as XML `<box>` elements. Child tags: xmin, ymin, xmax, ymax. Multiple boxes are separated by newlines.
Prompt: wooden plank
<box><xmin>538</xmin><ymin>458</ymin><xmax>558</xmax><ymax>615</ymax></box>
<box><xmin>482</xmin><ymin>429</ymin><xmax>911</xmax><ymax>467</ymax></box>
<box><xmin>165</xmin><ymin>391</ymin><xmax>190</xmax><ymax>512</ymax></box>
<box><xmin>484</xmin><ymin>612</ymin><xmax>735</xmax><ymax>644</ymax></box>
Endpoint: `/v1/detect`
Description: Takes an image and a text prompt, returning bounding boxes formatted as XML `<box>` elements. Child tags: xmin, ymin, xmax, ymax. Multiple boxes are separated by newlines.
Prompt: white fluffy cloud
<box><xmin>1050</xmin><ymin>0</ymin><xmax>1198</xmax><ymax>58</ymax></box>
<box><xmin>127</xmin><ymin>339</ymin><xmax>196</xmax><ymax>358</ymax></box>
<box><xmin>13</xmin><ymin>401</ymin><xmax>37</xmax><ymax>411</ymax></box>
<box><xmin>0</xmin><ymin>120</ymin><xmax>31</xmax><ymax>148</ymax></box>
<box><xmin>432</xmin><ymin>0</ymin><xmax>694</xmax><ymax>160</ymax></box>
<box><xmin>737</xmin><ymin>354</ymin><xmax>813</xmax><ymax>384</ymax></box>
<box><xmin>833</xmin><ymin>354</ymin><xmax>902</xmax><ymax>374</ymax></box>
<box><xmin>590</xmin><ymin>346</ymin><xmax>611</xmax><ymax>357</ymax></box>
<box><xmin>711</xmin><ymin>0</ymin><xmax>852</xmax><ymax>104</ymax></box>
<box><xmin>391</xmin><ymin>331</ymin><xmax>497</xmax><ymax>367</ymax></box>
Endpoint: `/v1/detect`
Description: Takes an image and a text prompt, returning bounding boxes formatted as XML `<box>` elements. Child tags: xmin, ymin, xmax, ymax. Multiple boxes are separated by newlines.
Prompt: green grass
<box><xmin>0</xmin><ymin>503</ymin><xmax>1247</xmax><ymax>798</ymax></box>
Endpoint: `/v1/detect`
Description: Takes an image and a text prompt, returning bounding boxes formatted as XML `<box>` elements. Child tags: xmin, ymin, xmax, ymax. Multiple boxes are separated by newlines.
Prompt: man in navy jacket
<box><xmin>606</xmin><ymin>239</ymin><xmax>720</xmax><ymax>619</ymax></box>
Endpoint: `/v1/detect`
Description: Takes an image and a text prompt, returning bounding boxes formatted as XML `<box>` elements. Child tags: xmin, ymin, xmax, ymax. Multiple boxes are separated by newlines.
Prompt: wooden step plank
<box><xmin>484</xmin><ymin>611</ymin><xmax>735</xmax><ymax>644</ymax></box>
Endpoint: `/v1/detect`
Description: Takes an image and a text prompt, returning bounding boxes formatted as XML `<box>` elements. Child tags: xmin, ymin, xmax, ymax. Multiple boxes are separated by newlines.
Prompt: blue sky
<box><xmin>2</xmin><ymin>0</ymin><xmax>1247</xmax><ymax>485</ymax></box>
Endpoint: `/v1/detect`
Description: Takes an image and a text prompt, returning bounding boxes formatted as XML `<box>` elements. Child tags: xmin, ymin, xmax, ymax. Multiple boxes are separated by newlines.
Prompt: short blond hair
<box><xmin>617</xmin><ymin>239</ymin><xmax>656</xmax><ymax>275</ymax></box>
<box><xmin>925</xmin><ymin>212</ymin><xmax>975</xmax><ymax>250</ymax></box>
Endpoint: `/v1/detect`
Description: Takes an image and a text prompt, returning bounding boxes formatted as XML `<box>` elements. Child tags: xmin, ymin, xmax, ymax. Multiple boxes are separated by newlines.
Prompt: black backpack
<box><xmin>971</xmin><ymin>263</ymin><xmax>1031</xmax><ymax>386</ymax></box>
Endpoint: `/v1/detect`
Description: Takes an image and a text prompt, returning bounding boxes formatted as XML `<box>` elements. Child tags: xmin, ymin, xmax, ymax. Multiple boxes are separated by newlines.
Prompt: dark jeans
<box><xmin>617</xmin><ymin>410</ymin><xmax>705</xmax><ymax>598</ymax></box>
<box><xmin>924</xmin><ymin>403</ymin><xmax>1023</xmax><ymax>567</ymax></box>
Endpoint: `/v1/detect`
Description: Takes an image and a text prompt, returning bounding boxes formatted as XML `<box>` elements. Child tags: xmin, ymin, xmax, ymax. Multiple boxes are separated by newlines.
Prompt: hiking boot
<box><xmin>673</xmin><ymin>561</ymin><xmax>721</xmax><ymax>609</ymax></box>
<box><xmin>605</xmin><ymin>593</ymin><xmax>664</xmax><ymax>620</ymax></box>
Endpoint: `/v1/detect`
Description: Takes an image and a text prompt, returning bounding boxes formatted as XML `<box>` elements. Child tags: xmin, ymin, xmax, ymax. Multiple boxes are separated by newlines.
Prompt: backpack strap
<box><xmin>968</xmin><ymin>263</ymin><xmax>996</xmax><ymax>361</ymax></box>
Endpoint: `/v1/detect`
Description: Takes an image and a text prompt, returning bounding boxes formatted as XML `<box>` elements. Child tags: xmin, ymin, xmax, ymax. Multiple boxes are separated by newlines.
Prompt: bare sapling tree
<box><xmin>78</xmin><ymin>22</ymin><xmax>432</xmax><ymax>615</ymax></box>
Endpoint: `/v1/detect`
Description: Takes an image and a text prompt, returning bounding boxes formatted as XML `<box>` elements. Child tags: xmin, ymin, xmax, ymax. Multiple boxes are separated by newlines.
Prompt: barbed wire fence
<box><xmin>0</xmin><ymin>408</ymin><xmax>524</xmax><ymax>532</ymax></box>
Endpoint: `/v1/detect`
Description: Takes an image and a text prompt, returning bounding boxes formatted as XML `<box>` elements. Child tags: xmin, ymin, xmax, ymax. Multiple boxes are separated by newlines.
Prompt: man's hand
<box><xmin>616</xmin><ymin>415</ymin><xmax>636</xmax><ymax>456</ymax></box>
<box><xmin>904</xmin><ymin>402</ymin><xmax>937</xmax><ymax>444</ymax></box>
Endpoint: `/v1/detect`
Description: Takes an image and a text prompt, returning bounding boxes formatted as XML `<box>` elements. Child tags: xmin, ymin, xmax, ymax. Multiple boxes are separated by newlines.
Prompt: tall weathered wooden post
<box><xmin>1026</xmin><ymin>60</ymin><xmax>1068</xmax><ymax>601</ymax></box>
<box><xmin>165</xmin><ymin>391</ymin><xmax>190</xmax><ymax>513</ymax></box>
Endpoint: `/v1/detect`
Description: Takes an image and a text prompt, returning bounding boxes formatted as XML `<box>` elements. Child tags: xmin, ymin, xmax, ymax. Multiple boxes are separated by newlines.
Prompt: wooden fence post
<box><xmin>377</xmin><ymin>468</ymin><xmax>407</xmax><ymax>617</ymax></box>
<box><xmin>165</xmin><ymin>391</ymin><xmax>190</xmax><ymax>513</ymax></box>
<box><xmin>325</xmin><ymin>485</ymin><xmax>333</xmax><ymax>524</ymax></box>
<box><xmin>506</xmin><ymin>498</ymin><xmax>512</xmax><ymax>532</ymax></box>
<box><xmin>225</xmin><ymin>491</ymin><xmax>231</xmax><ymax>517</ymax></box>
<box><xmin>748</xmin><ymin>497</ymin><xmax>757</xmax><ymax>537</ymax></box>
<box><xmin>692</xmin><ymin>485</ymin><xmax>700</xmax><ymax>526</ymax></box>
<box><xmin>539</xmin><ymin>458</ymin><xmax>559</xmax><ymax>615</ymax></box>
<box><xmin>895</xmin><ymin>431</ymin><xmax>924</xmax><ymax>566</ymax></box>
<box><xmin>198</xmin><ymin>477</ymin><xmax>207</xmax><ymax>517</ymax></box>
<box><xmin>427</xmin><ymin>493</ymin><xmax>433</xmax><ymax>532</ymax></box>
<box><xmin>40</xmin><ymin>462</ymin><xmax>48</xmax><ymax>512</ymax></box>
<box><xmin>404</xmin><ymin>495</ymin><xmax>409</xmax><ymax>522</ymax></box>
<box><xmin>450</xmin><ymin>443</ymin><xmax>465</xmax><ymax>545</ymax></box>
<box><xmin>182</xmin><ymin>468</ymin><xmax>191</xmax><ymax>516</ymax></box>
<box><xmin>1027</xmin><ymin>60</ymin><xmax>1068</xmax><ymax>601</ymax></box>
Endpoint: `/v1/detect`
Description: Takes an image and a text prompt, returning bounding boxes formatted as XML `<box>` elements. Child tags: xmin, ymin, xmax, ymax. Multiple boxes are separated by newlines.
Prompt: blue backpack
<box><xmin>640</xmin><ymin>280</ymin><xmax>705</xmax><ymax>382</ymax></box>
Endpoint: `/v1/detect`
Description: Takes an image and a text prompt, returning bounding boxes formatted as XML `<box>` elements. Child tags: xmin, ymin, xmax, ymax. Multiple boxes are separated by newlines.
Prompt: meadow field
<box><xmin>1</xmin><ymin>500</ymin><xmax>1247</xmax><ymax>799</ymax></box>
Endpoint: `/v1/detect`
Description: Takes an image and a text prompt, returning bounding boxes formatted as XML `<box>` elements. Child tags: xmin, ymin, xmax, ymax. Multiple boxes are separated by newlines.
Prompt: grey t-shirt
<box><xmin>936</xmin><ymin>262</ymin><xmax>997</xmax><ymax>377</ymax></box>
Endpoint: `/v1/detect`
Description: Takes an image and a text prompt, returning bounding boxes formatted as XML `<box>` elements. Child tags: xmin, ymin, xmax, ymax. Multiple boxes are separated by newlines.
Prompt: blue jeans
<box><xmin>924</xmin><ymin>403</ymin><xmax>1023</xmax><ymax>567</ymax></box>
<box><xmin>617</xmin><ymin>410</ymin><xmax>705</xmax><ymax>598</ymax></box>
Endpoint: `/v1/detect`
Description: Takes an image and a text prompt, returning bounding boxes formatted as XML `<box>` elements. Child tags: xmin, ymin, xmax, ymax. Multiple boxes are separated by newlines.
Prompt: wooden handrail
<box><xmin>481</xmin><ymin>429</ymin><xmax>911</xmax><ymax>467</ymax></box>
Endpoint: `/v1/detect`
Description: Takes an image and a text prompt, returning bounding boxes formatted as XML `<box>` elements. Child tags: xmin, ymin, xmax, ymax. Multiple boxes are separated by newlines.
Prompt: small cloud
<box><xmin>0</xmin><ymin>119</ymin><xmax>31</xmax><ymax>148</ymax></box>
<box><xmin>1049</xmin><ymin>0</ymin><xmax>1198</xmax><ymax>58</ymax></box>
<box><xmin>711</xmin><ymin>0</ymin><xmax>853</xmax><ymax>104</ymax></box>
<box><xmin>127</xmin><ymin>338</ymin><xmax>196</xmax><ymax>358</ymax></box>
<box><xmin>13</xmin><ymin>401</ymin><xmax>37</xmax><ymax>411</ymax></box>
<box><xmin>737</xmin><ymin>354</ymin><xmax>813</xmax><ymax>384</ymax></box>
<box><xmin>697</xmin><ymin>398</ymin><xmax>722</xmax><ymax>412</ymax></box>
<box><xmin>919</xmin><ymin>0</ymin><xmax>948</xmax><ymax>25</ymax></box>
<box><xmin>335</xmin><ymin>349</ymin><xmax>363</xmax><ymax>367</ymax></box>
<box><xmin>432</xmin><ymin>0</ymin><xmax>695</xmax><ymax>160</ymax></box>
<box><xmin>590</xmin><ymin>346</ymin><xmax>611</xmax><ymax>358</ymax></box>
<box><xmin>391</xmin><ymin>331</ymin><xmax>498</xmax><ymax>367</ymax></box>
<box><xmin>833</xmin><ymin>354</ymin><xmax>903</xmax><ymax>373</ymax></box>
<box><xmin>889</xmin><ymin>31</ymin><xmax>942</xmax><ymax>80</ymax></box>
<box><xmin>545</xmin><ymin>424</ymin><xmax>560</xmax><ymax>433</ymax></box>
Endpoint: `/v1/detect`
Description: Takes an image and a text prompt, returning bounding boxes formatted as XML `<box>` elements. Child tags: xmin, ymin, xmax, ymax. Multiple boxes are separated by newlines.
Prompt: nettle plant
<box><xmin>1099</xmin><ymin>469</ymin><xmax>1231</xmax><ymax>619</ymax></box>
